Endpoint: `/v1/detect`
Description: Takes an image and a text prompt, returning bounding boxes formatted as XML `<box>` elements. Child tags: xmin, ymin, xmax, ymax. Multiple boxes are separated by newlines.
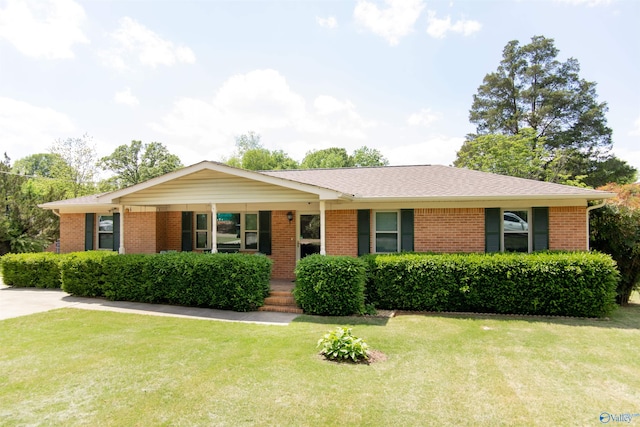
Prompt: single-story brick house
<box><xmin>40</xmin><ymin>161</ymin><xmax>614</xmax><ymax>279</ymax></box>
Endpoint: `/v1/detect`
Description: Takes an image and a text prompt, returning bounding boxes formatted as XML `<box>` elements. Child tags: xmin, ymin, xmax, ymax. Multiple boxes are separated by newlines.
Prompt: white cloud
<box><xmin>114</xmin><ymin>88</ymin><xmax>139</xmax><ymax>107</ymax></box>
<box><xmin>316</xmin><ymin>16</ymin><xmax>338</xmax><ymax>29</ymax></box>
<box><xmin>629</xmin><ymin>114</ymin><xmax>640</xmax><ymax>136</ymax></box>
<box><xmin>384</xmin><ymin>135</ymin><xmax>464</xmax><ymax>166</ymax></box>
<box><xmin>426</xmin><ymin>10</ymin><xmax>482</xmax><ymax>39</ymax></box>
<box><xmin>101</xmin><ymin>17</ymin><xmax>196</xmax><ymax>71</ymax></box>
<box><xmin>0</xmin><ymin>97</ymin><xmax>76</xmax><ymax>160</ymax></box>
<box><xmin>407</xmin><ymin>108</ymin><xmax>438</xmax><ymax>127</ymax></box>
<box><xmin>0</xmin><ymin>0</ymin><xmax>89</xmax><ymax>59</ymax></box>
<box><xmin>150</xmin><ymin>69</ymin><xmax>376</xmax><ymax>163</ymax></box>
<box><xmin>554</xmin><ymin>0</ymin><xmax>612</xmax><ymax>6</ymax></box>
<box><xmin>354</xmin><ymin>0</ymin><xmax>425</xmax><ymax>46</ymax></box>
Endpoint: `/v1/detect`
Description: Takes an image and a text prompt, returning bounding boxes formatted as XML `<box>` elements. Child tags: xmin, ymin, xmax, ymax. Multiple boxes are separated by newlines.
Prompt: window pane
<box><xmin>300</xmin><ymin>214</ymin><xmax>320</xmax><ymax>239</ymax></box>
<box><xmin>99</xmin><ymin>233</ymin><xmax>113</xmax><ymax>250</ymax></box>
<box><xmin>245</xmin><ymin>232</ymin><xmax>258</xmax><ymax>250</ymax></box>
<box><xmin>196</xmin><ymin>214</ymin><xmax>208</xmax><ymax>231</ymax></box>
<box><xmin>196</xmin><ymin>231</ymin><xmax>208</xmax><ymax>249</ymax></box>
<box><xmin>376</xmin><ymin>233</ymin><xmax>398</xmax><ymax>253</ymax></box>
<box><xmin>98</xmin><ymin>215</ymin><xmax>113</xmax><ymax>232</ymax></box>
<box><xmin>245</xmin><ymin>213</ymin><xmax>258</xmax><ymax>231</ymax></box>
<box><xmin>217</xmin><ymin>213</ymin><xmax>240</xmax><ymax>250</ymax></box>
<box><xmin>376</xmin><ymin>212</ymin><xmax>398</xmax><ymax>232</ymax></box>
<box><xmin>504</xmin><ymin>210</ymin><xmax>529</xmax><ymax>252</ymax></box>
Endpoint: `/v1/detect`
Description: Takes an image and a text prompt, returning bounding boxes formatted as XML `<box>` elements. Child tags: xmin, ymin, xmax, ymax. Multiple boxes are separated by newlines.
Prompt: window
<box><xmin>193</xmin><ymin>212</ymin><xmax>258</xmax><ymax>252</ymax></box>
<box><xmin>503</xmin><ymin>209</ymin><xmax>530</xmax><ymax>252</ymax></box>
<box><xmin>375</xmin><ymin>211</ymin><xmax>399</xmax><ymax>253</ymax></box>
<box><xmin>244</xmin><ymin>213</ymin><xmax>258</xmax><ymax>250</ymax></box>
<box><xmin>217</xmin><ymin>213</ymin><xmax>241</xmax><ymax>252</ymax></box>
<box><xmin>195</xmin><ymin>213</ymin><xmax>209</xmax><ymax>249</ymax></box>
<box><xmin>98</xmin><ymin>215</ymin><xmax>114</xmax><ymax>250</ymax></box>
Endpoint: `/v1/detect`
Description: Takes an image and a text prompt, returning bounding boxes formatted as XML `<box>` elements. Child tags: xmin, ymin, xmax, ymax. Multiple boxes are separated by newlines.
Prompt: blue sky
<box><xmin>1</xmin><ymin>0</ymin><xmax>638</xmax><ymax>175</ymax></box>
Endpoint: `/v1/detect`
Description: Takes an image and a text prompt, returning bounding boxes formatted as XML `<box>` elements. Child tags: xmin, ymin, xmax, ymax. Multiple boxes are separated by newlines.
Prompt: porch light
<box><xmin>287</xmin><ymin>211</ymin><xmax>293</xmax><ymax>223</ymax></box>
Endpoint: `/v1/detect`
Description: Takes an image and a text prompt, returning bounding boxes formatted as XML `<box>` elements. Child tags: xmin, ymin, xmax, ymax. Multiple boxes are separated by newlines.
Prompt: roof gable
<box><xmin>97</xmin><ymin>161</ymin><xmax>347</xmax><ymax>204</ymax></box>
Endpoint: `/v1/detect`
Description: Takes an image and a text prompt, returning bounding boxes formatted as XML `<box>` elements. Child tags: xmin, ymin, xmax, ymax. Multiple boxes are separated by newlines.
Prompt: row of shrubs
<box><xmin>0</xmin><ymin>251</ymin><xmax>272</xmax><ymax>312</ymax></box>
<box><xmin>294</xmin><ymin>252</ymin><xmax>619</xmax><ymax>318</ymax></box>
<box><xmin>1</xmin><ymin>250</ymin><xmax>619</xmax><ymax>317</ymax></box>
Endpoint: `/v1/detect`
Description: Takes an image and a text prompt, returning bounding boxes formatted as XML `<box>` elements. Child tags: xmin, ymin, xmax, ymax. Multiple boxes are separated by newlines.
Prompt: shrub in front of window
<box><xmin>59</xmin><ymin>251</ymin><xmax>118</xmax><ymax>297</ymax></box>
<box><xmin>293</xmin><ymin>255</ymin><xmax>366</xmax><ymax>316</ymax></box>
<box><xmin>101</xmin><ymin>252</ymin><xmax>272</xmax><ymax>311</ymax></box>
<box><xmin>0</xmin><ymin>252</ymin><xmax>62</xmax><ymax>288</ymax></box>
<box><xmin>364</xmin><ymin>252</ymin><xmax>619</xmax><ymax>317</ymax></box>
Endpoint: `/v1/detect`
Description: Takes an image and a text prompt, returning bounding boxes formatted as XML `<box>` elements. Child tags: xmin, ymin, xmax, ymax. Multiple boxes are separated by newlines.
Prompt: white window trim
<box><xmin>243</xmin><ymin>212</ymin><xmax>259</xmax><ymax>251</ymax></box>
<box><xmin>501</xmin><ymin>208</ymin><xmax>532</xmax><ymax>253</ymax></box>
<box><xmin>97</xmin><ymin>214</ymin><xmax>114</xmax><ymax>250</ymax></box>
<box><xmin>195</xmin><ymin>212</ymin><xmax>259</xmax><ymax>251</ymax></box>
<box><xmin>195</xmin><ymin>212</ymin><xmax>211</xmax><ymax>250</ymax></box>
<box><xmin>373</xmin><ymin>210</ymin><xmax>400</xmax><ymax>253</ymax></box>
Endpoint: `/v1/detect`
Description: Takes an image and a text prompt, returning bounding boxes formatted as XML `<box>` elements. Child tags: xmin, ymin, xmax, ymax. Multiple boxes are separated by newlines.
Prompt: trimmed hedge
<box><xmin>1</xmin><ymin>251</ymin><xmax>272</xmax><ymax>312</ymax></box>
<box><xmin>59</xmin><ymin>251</ymin><xmax>118</xmax><ymax>297</ymax></box>
<box><xmin>294</xmin><ymin>254</ymin><xmax>366</xmax><ymax>316</ymax></box>
<box><xmin>0</xmin><ymin>252</ymin><xmax>62</xmax><ymax>288</ymax></box>
<box><xmin>100</xmin><ymin>252</ymin><xmax>272</xmax><ymax>312</ymax></box>
<box><xmin>363</xmin><ymin>252</ymin><xmax>619</xmax><ymax>317</ymax></box>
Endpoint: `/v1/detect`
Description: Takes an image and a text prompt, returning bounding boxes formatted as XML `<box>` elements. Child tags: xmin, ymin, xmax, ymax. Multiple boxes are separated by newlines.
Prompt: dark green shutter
<box><xmin>113</xmin><ymin>213</ymin><xmax>120</xmax><ymax>252</ymax></box>
<box><xmin>485</xmin><ymin>208</ymin><xmax>501</xmax><ymax>253</ymax></box>
<box><xmin>258</xmin><ymin>211</ymin><xmax>272</xmax><ymax>255</ymax></box>
<box><xmin>357</xmin><ymin>209</ymin><xmax>370</xmax><ymax>256</ymax></box>
<box><xmin>400</xmin><ymin>209</ymin><xmax>414</xmax><ymax>252</ymax></box>
<box><xmin>532</xmin><ymin>207</ymin><xmax>549</xmax><ymax>251</ymax></box>
<box><xmin>181</xmin><ymin>211</ymin><xmax>193</xmax><ymax>252</ymax></box>
<box><xmin>85</xmin><ymin>213</ymin><xmax>94</xmax><ymax>251</ymax></box>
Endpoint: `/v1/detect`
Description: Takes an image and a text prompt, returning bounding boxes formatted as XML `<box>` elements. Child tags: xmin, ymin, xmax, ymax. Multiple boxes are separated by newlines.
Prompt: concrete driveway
<box><xmin>0</xmin><ymin>284</ymin><xmax>299</xmax><ymax>325</ymax></box>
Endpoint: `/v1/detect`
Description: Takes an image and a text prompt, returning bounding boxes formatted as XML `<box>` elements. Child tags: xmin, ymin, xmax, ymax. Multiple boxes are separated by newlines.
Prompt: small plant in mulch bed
<box><xmin>317</xmin><ymin>326</ymin><xmax>385</xmax><ymax>364</ymax></box>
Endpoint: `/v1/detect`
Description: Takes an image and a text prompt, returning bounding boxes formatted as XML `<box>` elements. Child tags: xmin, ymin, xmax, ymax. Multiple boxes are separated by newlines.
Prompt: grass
<box><xmin>1</xmin><ymin>293</ymin><xmax>639</xmax><ymax>426</ymax></box>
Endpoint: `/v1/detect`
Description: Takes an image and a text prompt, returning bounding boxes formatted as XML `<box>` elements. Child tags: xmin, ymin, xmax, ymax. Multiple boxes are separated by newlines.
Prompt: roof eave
<box><xmin>352</xmin><ymin>192</ymin><xmax>616</xmax><ymax>203</ymax></box>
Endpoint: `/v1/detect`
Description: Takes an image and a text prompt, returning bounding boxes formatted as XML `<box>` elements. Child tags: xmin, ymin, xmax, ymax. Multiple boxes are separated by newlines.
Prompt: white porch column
<box><xmin>320</xmin><ymin>200</ymin><xmax>326</xmax><ymax>255</ymax></box>
<box><xmin>211</xmin><ymin>203</ymin><xmax>218</xmax><ymax>253</ymax></box>
<box><xmin>118</xmin><ymin>205</ymin><xmax>125</xmax><ymax>254</ymax></box>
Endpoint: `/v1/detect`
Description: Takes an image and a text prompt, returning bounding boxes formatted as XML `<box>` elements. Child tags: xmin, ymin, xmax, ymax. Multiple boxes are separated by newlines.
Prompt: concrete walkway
<box><xmin>0</xmin><ymin>284</ymin><xmax>300</xmax><ymax>325</ymax></box>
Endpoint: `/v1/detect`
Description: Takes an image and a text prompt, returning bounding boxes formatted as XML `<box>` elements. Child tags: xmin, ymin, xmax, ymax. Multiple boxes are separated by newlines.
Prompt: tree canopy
<box><xmin>98</xmin><ymin>141</ymin><xmax>183</xmax><ymax>189</ymax></box>
<box><xmin>590</xmin><ymin>183</ymin><xmax>640</xmax><ymax>305</ymax></box>
<box><xmin>467</xmin><ymin>35</ymin><xmax>636</xmax><ymax>186</ymax></box>
<box><xmin>300</xmin><ymin>146</ymin><xmax>389</xmax><ymax>169</ymax></box>
<box><xmin>225</xmin><ymin>132</ymin><xmax>299</xmax><ymax>171</ymax></box>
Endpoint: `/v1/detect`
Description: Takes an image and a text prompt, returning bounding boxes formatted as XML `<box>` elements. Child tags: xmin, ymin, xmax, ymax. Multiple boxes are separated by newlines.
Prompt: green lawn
<box><xmin>1</xmin><ymin>295</ymin><xmax>639</xmax><ymax>426</ymax></box>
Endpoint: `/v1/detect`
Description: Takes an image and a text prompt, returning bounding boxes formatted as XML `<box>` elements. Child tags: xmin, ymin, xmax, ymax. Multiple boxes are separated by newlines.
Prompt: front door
<box><xmin>298</xmin><ymin>213</ymin><xmax>321</xmax><ymax>259</ymax></box>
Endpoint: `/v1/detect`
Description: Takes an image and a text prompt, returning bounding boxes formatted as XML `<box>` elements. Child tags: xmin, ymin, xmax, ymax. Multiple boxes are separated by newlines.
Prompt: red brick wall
<box><xmin>325</xmin><ymin>210</ymin><xmax>358</xmax><ymax>257</ymax></box>
<box><xmin>163</xmin><ymin>211</ymin><xmax>182</xmax><ymax>251</ymax></box>
<box><xmin>60</xmin><ymin>213</ymin><xmax>85</xmax><ymax>253</ymax></box>
<box><xmin>124</xmin><ymin>212</ymin><xmax>157</xmax><ymax>254</ymax></box>
<box><xmin>549</xmin><ymin>206</ymin><xmax>587</xmax><ymax>250</ymax></box>
<box><xmin>414</xmin><ymin>208</ymin><xmax>485</xmax><ymax>252</ymax></box>
<box><xmin>269</xmin><ymin>210</ymin><xmax>297</xmax><ymax>279</ymax></box>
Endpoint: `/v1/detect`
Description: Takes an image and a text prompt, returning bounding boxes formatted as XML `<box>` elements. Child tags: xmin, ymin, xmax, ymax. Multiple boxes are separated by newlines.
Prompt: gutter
<box><xmin>586</xmin><ymin>200</ymin><xmax>607</xmax><ymax>250</ymax></box>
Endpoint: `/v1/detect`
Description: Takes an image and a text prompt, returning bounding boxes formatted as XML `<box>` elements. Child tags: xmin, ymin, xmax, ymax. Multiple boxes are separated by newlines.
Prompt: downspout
<box><xmin>586</xmin><ymin>200</ymin><xmax>607</xmax><ymax>251</ymax></box>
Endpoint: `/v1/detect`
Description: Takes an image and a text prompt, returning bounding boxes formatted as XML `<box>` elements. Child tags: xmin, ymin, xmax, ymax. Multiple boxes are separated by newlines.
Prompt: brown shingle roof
<box><xmin>261</xmin><ymin>165</ymin><xmax>611</xmax><ymax>200</ymax></box>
